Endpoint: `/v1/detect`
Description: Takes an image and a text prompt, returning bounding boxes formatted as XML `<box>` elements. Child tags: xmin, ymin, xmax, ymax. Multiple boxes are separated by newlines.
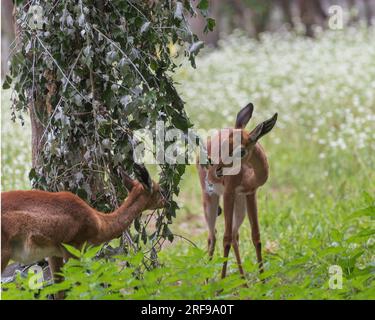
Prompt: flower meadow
<box><xmin>1</xmin><ymin>27</ymin><xmax>374</xmax><ymax>299</ymax></box>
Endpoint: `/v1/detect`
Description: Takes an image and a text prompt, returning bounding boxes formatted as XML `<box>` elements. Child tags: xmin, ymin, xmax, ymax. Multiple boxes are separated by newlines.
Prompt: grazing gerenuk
<box><xmin>197</xmin><ymin>103</ymin><xmax>277</xmax><ymax>278</ymax></box>
<box><xmin>1</xmin><ymin>165</ymin><xmax>165</xmax><ymax>289</ymax></box>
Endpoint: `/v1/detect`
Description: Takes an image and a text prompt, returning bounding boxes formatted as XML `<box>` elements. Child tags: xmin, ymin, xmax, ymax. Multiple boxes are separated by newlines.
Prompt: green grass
<box><xmin>1</xmin><ymin>28</ymin><xmax>374</xmax><ymax>299</ymax></box>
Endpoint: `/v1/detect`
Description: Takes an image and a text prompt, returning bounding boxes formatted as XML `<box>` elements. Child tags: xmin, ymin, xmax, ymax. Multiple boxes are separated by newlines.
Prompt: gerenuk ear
<box><xmin>133</xmin><ymin>163</ymin><xmax>153</xmax><ymax>191</ymax></box>
<box><xmin>249</xmin><ymin>113</ymin><xmax>278</xmax><ymax>143</ymax></box>
<box><xmin>235</xmin><ymin>103</ymin><xmax>254</xmax><ymax>129</ymax></box>
<box><xmin>122</xmin><ymin>172</ymin><xmax>135</xmax><ymax>192</ymax></box>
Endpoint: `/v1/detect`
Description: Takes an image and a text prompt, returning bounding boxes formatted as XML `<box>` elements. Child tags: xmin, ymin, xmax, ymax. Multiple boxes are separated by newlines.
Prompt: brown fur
<box><xmin>1</xmin><ymin>174</ymin><xmax>164</xmax><ymax>297</ymax></box>
<box><xmin>197</xmin><ymin>104</ymin><xmax>277</xmax><ymax>279</ymax></box>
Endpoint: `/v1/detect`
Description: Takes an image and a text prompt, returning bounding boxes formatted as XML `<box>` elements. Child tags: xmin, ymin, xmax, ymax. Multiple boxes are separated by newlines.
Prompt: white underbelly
<box><xmin>12</xmin><ymin>245</ymin><xmax>62</xmax><ymax>264</ymax></box>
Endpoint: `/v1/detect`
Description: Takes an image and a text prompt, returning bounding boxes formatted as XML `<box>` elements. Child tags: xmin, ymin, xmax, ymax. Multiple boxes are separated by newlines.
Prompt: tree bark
<box><xmin>364</xmin><ymin>0</ymin><xmax>373</xmax><ymax>25</ymax></box>
<box><xmin>29</xmin><ymin>101</ymin><xmax>46</xmax><ymax>168</ymax></box>
<box><xmin>1</xmin><ymin>0</ymin><xmax>15</xmax><ymax>79</ymax></box>
<box><xmin>313</xmin><ymin>0</ymin><xmax>327</xmax><ymax>21</ymax></box>
<box><xmin>251</xmin><ymin>0</ymin><xmax>273</xmax><ymax>39</ymax></box>
<box><xmin>298</xmin><ymin>0</ymin><xmax>316</xmax><ymax>37</ymax></box>
<box><xmin>279</xmin><ymin>0</ymin><xmax>295</xmax><ymax>29</ymax></box>
<box><xmin>13</xmin><ymin>4</ymin><xmax>46</xmax><ymax>168</ymax></box>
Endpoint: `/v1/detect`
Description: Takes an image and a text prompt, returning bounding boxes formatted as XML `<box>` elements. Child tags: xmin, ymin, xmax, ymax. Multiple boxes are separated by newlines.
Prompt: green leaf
<box><xmin>347</xmin><ymin>228</ymin><xmax>375</xmax><ymax>243</ymax></box>
<box><xmin>2</xmin><ymin>75</ymin><xmax>12</xmax><ymax>89</ymax></box>
<box><xmin>62</xmin><ymin>244</ymin><xmax>81</xmax><ymax>258</ymax></box>
<box><xmin>84</xmin><ymin>245</ymin><xmax>103</xmax><ymax>259</ymax></box>
<box><xmin>197</xmin><ymin>0</ymin><xmax>209</xmax><ymax>11</ymax></box>
<box><xmin>317</xmin><ymin>246</ymin><xmax>345</xmax><ymax>258</ymax></box>
<box><xmin>347</xmin><ymin>205</ymin><xmax>375</xmax><ymax>220</ymax></box>
<box><xmin>28</xmin><ymin>168</ymin><xmax>37</xmax><ymax>181</ymax></box>
<box><xmin>204</xmin><ymin>18</ymin><xmax>215</xmax><ymax>33</ymax></box>
<box><xmin>287</xmin><ymin>255</ymin><xmax>310</xmax><ymax>266</ymax></box>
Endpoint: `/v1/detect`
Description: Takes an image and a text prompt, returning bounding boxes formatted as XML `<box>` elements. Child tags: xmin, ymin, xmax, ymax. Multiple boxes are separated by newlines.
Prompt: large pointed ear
<box><xmin>249</xmin><ymin>113</ymin><xmax>278</xmax><ymax>143</ymax></box>
<box><xmin>133</xmin><ymin>163</ymin><xmax>152</xmax><ymax>191</ymax></box>
<box><xmin>121</xmin><ymin>171</ymin><xmax>135</xmax><ymax>192</ymax></box>
<box><xmin>235</xmin><ymin>103</ymin><xmax>254</xmax><ymax>129</ymax></box>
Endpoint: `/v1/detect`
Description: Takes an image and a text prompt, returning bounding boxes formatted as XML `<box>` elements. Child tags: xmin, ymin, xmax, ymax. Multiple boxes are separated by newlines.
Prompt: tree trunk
<box><xmin>298</xmin><ymin>0</ymin><xmax>316</xmax><ymax>37</ymax></box>
<box><xmin>29</xmin><ymin>101</ymin><xmax>46</xmax><ymax>168</ymax></box>
<box><xmin>364</xmin><ymin>0</ymin><xmax>373</xmax><ymax>25</ymax></box>
<box><xmin>279</xmin><ymin>0</ymin><xmax>295</xmax><ymax>29</ymax></box>
<box><xmin>313</xmin><ymin>0</ymin><xmax>328</xmax><ymax>21</ymax></box>
<box><xmin>251</xmin><ymin>0</ymin><xmax>273</xmax><ymax>39</ymax></box>
<box><xmin>13</xmin><ymin>4</ymin><xmax>45</xmax><ymax>168</ymax></box>
<box><xmin>1</xmin><ymin>0</ymin><xmax>15</xmax><ymax>79</ymax></box>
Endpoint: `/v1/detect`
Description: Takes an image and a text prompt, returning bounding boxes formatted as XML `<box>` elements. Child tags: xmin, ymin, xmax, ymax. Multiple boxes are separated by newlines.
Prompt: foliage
<box><xmin>2</xmin><ymin>27</ymin><xmax>375</xmax><ymax>299</ymax></box>
<box><xmin>2</xmin><ymin>201</ymin><xmax>374</xmax><ymax>300</ymax></box>
<box><xmin>4</xmin><ymin>0</ymin><xmax>211</xmax><ymax>258</ymax></box>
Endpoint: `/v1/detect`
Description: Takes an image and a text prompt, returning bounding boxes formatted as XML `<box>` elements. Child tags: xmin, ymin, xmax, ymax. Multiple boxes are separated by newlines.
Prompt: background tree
<box><xmin>4</xmin><ymin>0</ymin><xmax>212</xmax><ymax>263</ymax></box>
<box><xmin>1</xmin><ymin>0</ymin><xmax>15</xmax><ymax>78</ymax></box>
<box><xmin>188</xmin><ymin>0</ymin><xmax>374</xmax><ymax>45</ymax></box>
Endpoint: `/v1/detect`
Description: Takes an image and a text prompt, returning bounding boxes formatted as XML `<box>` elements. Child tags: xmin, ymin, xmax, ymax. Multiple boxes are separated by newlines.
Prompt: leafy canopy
<box><xmin>6</xmin><ymin>0</ymin><xmax>212</xmax><ymax>260</ymax></box>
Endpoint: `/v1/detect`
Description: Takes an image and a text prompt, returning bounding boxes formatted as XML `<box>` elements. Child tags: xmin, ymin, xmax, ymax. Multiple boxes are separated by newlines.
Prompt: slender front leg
<box><xmin>48</xmin><ymin>256</ymin><xmax>64</xmax><ymax>299</ymax></box>
<box><xmin>232</xmin><ymin>195</ymin><xmax>246</xmax><ymax>277</ymax></box>
<box><xmin>221</xmin><ymin>192</ymin><xmax>235</xmax><ymax>278</ymax></box>
<box><xmin>198</xmin><ymin>166</ymin><xmax>219</xmax><ymax>259</ymax></box>
<box><xmin>246</xmin><ymin>192</ymin><xmax>264</xmax><ymax>274</ymax></box>
<box><xmin>203</xmin><ymin>192</ymin><xmax>220</xmax><ymax>259</ymax></box>
<box><xmin>232</xmin><ymin>233</ymin><xmax>245</xmax><ymax>277</ymax></box>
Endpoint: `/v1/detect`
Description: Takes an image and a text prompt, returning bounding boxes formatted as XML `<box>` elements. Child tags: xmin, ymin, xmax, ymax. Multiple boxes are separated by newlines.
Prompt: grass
<box><xmin>1</xmin><ymin>27</ymin><xmax>374</xmax><ymax>299</ymax></box>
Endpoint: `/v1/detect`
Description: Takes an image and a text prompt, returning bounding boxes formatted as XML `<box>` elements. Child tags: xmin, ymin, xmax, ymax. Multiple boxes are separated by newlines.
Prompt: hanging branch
<box><xmin>5</xmin><ymin>0</ymin><xmax>214</xmax><ymax>266</ymax></box>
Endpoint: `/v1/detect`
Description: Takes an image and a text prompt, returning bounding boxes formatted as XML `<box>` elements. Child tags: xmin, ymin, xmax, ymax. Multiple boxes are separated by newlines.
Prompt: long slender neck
<box><xmin>248</xmin><ymin>143</ymin><xmax>269</xmax><ymax>187</ymax></box>
<box><xmin>93</xmin><ymin>187</ymin><xmax>148</xmax><ymax>244</ymax></box>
